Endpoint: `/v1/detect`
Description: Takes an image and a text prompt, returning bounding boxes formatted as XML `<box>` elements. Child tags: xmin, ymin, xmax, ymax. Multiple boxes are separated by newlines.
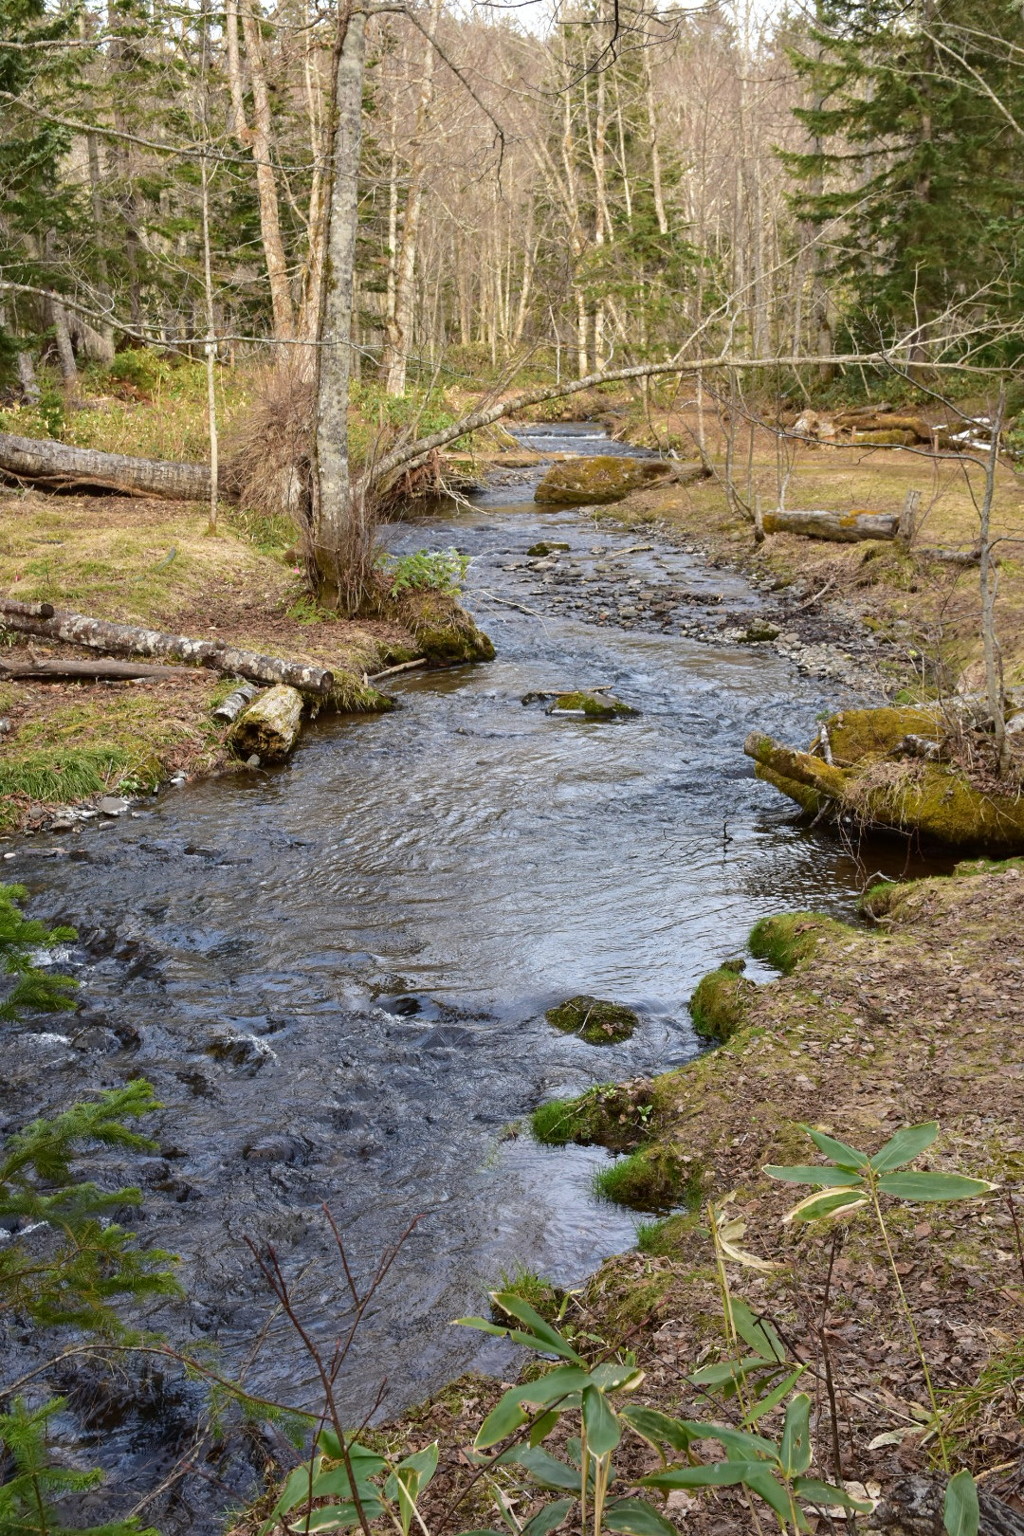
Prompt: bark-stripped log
<box><xmin>212</xmin><ymin>681</ymin><xmax>260</xmax><ymax>721</ymax></box>
<box><xmin>0</xmin><ymin>601</ymin><xmax>334</xmax><ymax>694</ymax></box>
<box><xmin>0</xmin><ymin>657</ymin><xmax>197</xmax><ymax>681</ymax></box>
<box><xmin>228</xmin><ymin>684</ymin><xmax>303</xmax><ymax>761</ymax></box>
<box><xmin>762</xmin><ymin>509</ymin><xmax>898</xmax><ymax>541</ymax></box>
<box><xmin>0</xmin><ymin>431</ymin><xmax>228</xmax><ymax>500</ymax></box>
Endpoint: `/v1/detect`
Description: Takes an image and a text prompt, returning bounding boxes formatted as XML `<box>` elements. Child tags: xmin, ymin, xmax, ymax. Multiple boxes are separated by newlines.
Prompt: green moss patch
<box><xmin>392</xmin><ymin>589</ymin><xmax>495</xmax><ymax>666</ymax></box>
<box><xmin>545</xmin><ymin>691</ymin><xmax>639</xmax><ymax>720</ymax></box>
<box><xmin>546</xmin><ymin>994</ymin><xmax>640</xmax><ymax>1044</ymax></box>
<box><xmin>689</xmin><ymin>963</ymin><xmax>756</xmax><ymax>1041</ymax></box>
<box><xmin>527</xmin><ymin>541</ymin><xmax>570</xmax><ymax>556</ymax></box>
<box><xmin>748</xmin><ymin>911</ymin><xmax>836</xmax><ymax>973</ymax></box>
<box><xmin>594</xmin><ymin>1146</ymin><xmax>703</xmax><ymax>1213</ymax></box>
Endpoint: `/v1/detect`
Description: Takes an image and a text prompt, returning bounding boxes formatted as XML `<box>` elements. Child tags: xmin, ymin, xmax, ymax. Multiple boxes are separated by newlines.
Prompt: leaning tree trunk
<box><xmin>311</xmin><ymin>1</ymin><xmax>367</xmax><ymax>613</ymax></box>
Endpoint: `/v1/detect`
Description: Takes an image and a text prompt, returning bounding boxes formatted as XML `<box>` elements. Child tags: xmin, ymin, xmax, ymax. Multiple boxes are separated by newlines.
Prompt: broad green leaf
<box><xmin>310</xmin><ymin>1467</ymin><xmax>379</xmax><ymax>1503</ymax></box>
<box><xmin>271</xmin><ymin>1462</ymin><xmax>320</xmax><ymax>1519</ymax></box>
<box><xmin>521</xmin><ymin>1498</ymin><xmax>575</xmax><ymax>1536</ymax></box>
<box><xmin>691</xmin><ymin>1354</ymin><xmax>770</xmax><ymax>1388</ymax></box>
<box><xmin>640</xmin><ymin>1462</ymin><xmax>766</xmax><ymax>1491</ymax></box>
<box><xmin>511</xmin><ymin>1446</ymin><xmax>584</xmax><ymax>1494</ymax></box>
<box><xmin>316</xmin><ymin>1435</ymin><xmax>385</xmax><ymax>1473</ymax></box>
<box><xmin>794</xmin><ymin>1478</ymin><xmax>872</xmax><ymax>1512</ymax></box>
<box><xmin>742</xmin><ymin>1367</ymin><xmax>807</xmax><ymax>1426</ymax></box>
<box><xmin>475</xmin><ymin>1368</ymin><xmax>592</xmax><ymax>1448</ymax></box>
<box><xmin>729</xmin><ymin>1299</ymin><xmax>788</xmax><ymax>1364</ymax></box>
<box><xmin>870</xmin><ymin>1121</ymin><xmax>939</xmax><ymax>1173</ymax></box>
<box><xmin>782</xmin><ymin>1188</ymin><xmax>869</xmax><ymax>1224</ymax></box>
<box><xmin>678</xmin><ymin>1421</ymin><xmax>778</xmax><ymax>1460</ymax></box>
<box><xmin>530</xmin><ymin>1410</ymin><xmax>560</xmax><ymax>1446</ymax></box>
<box><xmin>944</xmin><ymin>1470</ymin><xmax>980</xmax><ymax>1536</ymax></box>
<box><xmin>744</xmin><ymin>1466</ymin><xmax>802</xmax><ymax>1529</ymax></box>
<box><xmin>877</xmin><ymin>1171</ymin><xmax>996</xmax><ymax>1203</ymax></box>
<box><xmin>603</xmin><ymin>1498</ymin><xmax>677</xmax><ymax>1536</ymax></box>
<box><xmin>762</xmin><ymin>1164</ymin><xmax>864</xmax><ymax>1187</ymax></box>
<box><xmin>802</xmin><ymin>1127</ymin><xmax>869</xmax><ymax>1169</ymax></box>
<box><xmin>489</xmin><ymin>1293</ymin><xmax>584</xmax><ymax>1362</ymax></box>
<box><xmin>582</xmin><ymin>1384</ymin><xmax>621</xmax><ymax>1456</ymax></box>
<box><xmin>620</xmin><ymin>1406</ymin><xmax>696</xmax><ymax>1455</ymax></box>
<box><xmin>385</xmin><ymin>1441</ymin><xmax>440</xmax><ymax>1534</ymax></box>
<box><xmin>288</xmin><ymin>1503</ymin><xmax>365</xmax><ymax>1532</ymax></box>
<box><xmin>780</xmin><ymin>1394</ymin><xmax>812</xmax><ymax>1477</ymax></box>
<box><xmin>394</xmin><ymin>1442</ymin><xmax>439</xmax><ymax>1484</ymax></box>
<box><xmin>588</xmin><ymin>1360</ymin><xmax>644</xmax><ymax>1393</ymax></box>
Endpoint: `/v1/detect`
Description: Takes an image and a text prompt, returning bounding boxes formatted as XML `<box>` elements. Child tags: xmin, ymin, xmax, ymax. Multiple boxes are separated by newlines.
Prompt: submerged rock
<box><xmin>745</xmin><ymin>704</ymin><xmax>1024</xmax><ymax>851</ymax></box>
<box><xmin>546</xmin><ymin>994</ymin><xmax>640</xmax><ymax>1043</ymax></box>
<box><xmin>545</xmin><ymin>690</ymin><xmax>639</xmax><ymax>720</ymax></box>
<box><xmin>527</xmin><ymin>541</ymin><xmax>570</xmax><ymax>556</ymax></box>
<box><xmin>534</xmin><ymin>455</ymin><xmax>675</xmax><ymax>506</ymax></box>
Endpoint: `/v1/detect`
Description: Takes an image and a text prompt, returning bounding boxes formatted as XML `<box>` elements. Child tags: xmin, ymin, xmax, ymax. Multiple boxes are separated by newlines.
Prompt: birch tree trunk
<box><xmin>311</xmin><ymin>3</ymin><xmax>367</xmax><ymax>612</ymax></box>
<box><xmin>240</xmin><ymin>0</ymin><xmax>295</xmax><ymax>341</ymax></box>
<box><xmin>381</xmin><ymin>0</ymin><xmax>442</xmax><ymax>395</ymax></box>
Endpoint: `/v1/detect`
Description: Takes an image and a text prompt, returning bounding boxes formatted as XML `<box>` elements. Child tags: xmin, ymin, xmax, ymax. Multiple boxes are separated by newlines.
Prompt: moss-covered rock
<box><xmin>534</xmin><ymin>455</ymin><xmax>674</xmax><ymax>506</ymax></box>
<box><xmin>531</xmin><ymin>1080</ymin><xmax>658</xmax><ymax>1150</ymax></box>
<box><xmin>527</xmin><ymin>541</ymin><xmax>570</xmax><ymax>556</ymax></box>
<box><xmin>545</xmin><ymin>691</ymin><xmax>639</xmax><ymax>719</ymax></box>
<box><xmin>392</xmin><ymin>589</ymin><xmax>496</xmax><ymax>667</ymax></box>
<box><xmin>689</xmin><ymin>964</ymin><xmax>756</xmax><ymax>1041</ymax></box>
<box><xmin>546</xmin><ymin>994</ymin><xmax>640</xmax><ymax>1043</ymax></box>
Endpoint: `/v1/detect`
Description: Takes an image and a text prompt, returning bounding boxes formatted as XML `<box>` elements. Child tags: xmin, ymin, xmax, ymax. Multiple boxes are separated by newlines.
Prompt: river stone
<box><xmin>545</xmin><ymin>690</ymin><xmax>639</xmax><ymax>720</ymax></box>
<box><xmin>203</xmin><ymin>1027</ymin><xmax>276</xmax><ymax>1070</ymax></box>
<box><xmin>96</xmin><ymin>795</ymin><xmax>130</xmax><ymax>816</ymax></box>
<box><xmin>527</xmin><ymin>541</ymin><xmax>571</xmax><ymax>556</ymax></box>
<box><xmin>546</xmin><ymin>995</ymin><xmax>640</xmax><ymax>1044</ymax></box>
<box><xmin>534</xmin><ymin>455</ymin><xmax>675</xmax><ymax>506</ymax></box>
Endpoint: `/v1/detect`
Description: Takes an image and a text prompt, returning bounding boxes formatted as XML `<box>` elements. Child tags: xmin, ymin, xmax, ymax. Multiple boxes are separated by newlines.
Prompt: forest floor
<box><xmin>352</xmin><ymin>857</ymin><xmax>1024</xmax><ymax>1536</ymax></box>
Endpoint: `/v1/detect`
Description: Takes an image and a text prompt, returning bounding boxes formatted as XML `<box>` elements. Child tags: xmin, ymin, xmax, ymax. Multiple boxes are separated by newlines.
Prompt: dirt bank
<box><xmin>334</xmin><ymin>859</ymin><xmax>1024</xmax><ymax>1536</ymax></box>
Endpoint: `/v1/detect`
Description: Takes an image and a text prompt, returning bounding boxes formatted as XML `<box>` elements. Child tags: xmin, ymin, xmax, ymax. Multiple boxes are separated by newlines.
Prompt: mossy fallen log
<box><xmin>761</xmin><ymin>509</ymin><xmax>898</xmax><ymax>541</ymax></box>
<box><xmin>745</xmin><ymin>707</ymin><xmax>1024</xmax><ymax>850</ymax></box>
<box><xmin>228</xmin><ymin>684</ymin><xmax>303</xmax><ymax>762</ymax></box>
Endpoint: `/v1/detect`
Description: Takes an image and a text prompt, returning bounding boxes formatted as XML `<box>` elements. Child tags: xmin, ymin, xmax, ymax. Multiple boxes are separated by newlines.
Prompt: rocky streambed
<box><xmin>0</xmin><ymin>425</ymin><xmax>950</xmax><ymax>1534</ymax></box>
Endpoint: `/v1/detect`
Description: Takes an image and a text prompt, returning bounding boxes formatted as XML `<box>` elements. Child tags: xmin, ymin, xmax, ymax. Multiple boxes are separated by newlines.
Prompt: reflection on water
<box><xmin>0</xmin><ymin>428</ymin><xmax>953</xmax><ymax>1529</ymax></box>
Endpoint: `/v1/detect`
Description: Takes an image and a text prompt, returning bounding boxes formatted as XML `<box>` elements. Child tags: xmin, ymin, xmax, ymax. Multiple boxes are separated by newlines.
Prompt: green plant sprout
<box><xmin>379</xmin><ymin>549</ymin><xmax>471</xmax><ymax>596</ymax></box>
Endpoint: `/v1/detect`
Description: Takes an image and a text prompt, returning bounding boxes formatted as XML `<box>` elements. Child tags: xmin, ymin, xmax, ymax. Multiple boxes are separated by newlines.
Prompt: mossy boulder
<box><xmin>534</xmin><ymin>455</ymin><xmax>674</xmax><ymax>506</ymax></box>
<box><xmin>545</xmin><ymin>691</ymin><xmax>639</xmax><ymax>719</ymax></box>
<box><xmin>689</xmin><ymin>963</ymin><xmax>756</xmax><ymax>1041</ymax></box>
<box><xmin>744</xmin><ymin>709</ymin><xmax>1024</xmax><ymax>852</ymax></box>
<box><xmin>546</xmin><ymin>994</ymin><xmax>640</xmax><ymax>1043</ymax></box>
<box><xmin>527</xmin><ymin>541</ymin><xmax>570</xmax><ymax>556</ymax></box>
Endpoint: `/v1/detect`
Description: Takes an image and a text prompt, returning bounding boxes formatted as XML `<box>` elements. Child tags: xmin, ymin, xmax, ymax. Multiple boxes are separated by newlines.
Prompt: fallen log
<box><xmin>0</xmin><ymin>657</ymin><xmax>197</xmax><ymax>682</ymax></box>
<box><xmin>0</xmin><ymin>430</ymin><xmax>229</xmax><ymax>500</ymax></box>
<box><xmin>0</xmin><ymin>600</ymin><xmax>334</xmax><ymax>695</ymax></box>
<box><xmin>228</xmin><ymin>685</ymin><xmax>303</xmax><ymax>762</ymax></box>
<box><xmin>761</xmin><ymin>509</ymin><xmax>898</xmax><ymax>542</ymax></box>
<box><xmin>212</xmin><ymin>680</ymin><xmax>260</xmax><ymax>722</ymax></box>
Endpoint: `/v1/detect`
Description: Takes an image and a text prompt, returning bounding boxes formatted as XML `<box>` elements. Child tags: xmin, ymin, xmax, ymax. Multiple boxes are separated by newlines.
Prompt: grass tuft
<box><xmin>594</xmin><ymin>1147</ymin><xmax>703</xmax><ymax>1214</ymax></box>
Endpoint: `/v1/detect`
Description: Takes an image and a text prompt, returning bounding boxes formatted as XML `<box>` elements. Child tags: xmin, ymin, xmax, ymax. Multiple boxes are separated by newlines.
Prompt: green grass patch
<box><xmin>636</xmin><ymin>1211</ymin><xmax>700</xmax><ymax>1258</ymax></box>
<box><xmin>531</xmin><ymin>1083</ymin><xmax>658</xmax><ymax>1152</ymax></box>
<box><xmin>0</xmin><ymin>746</ymin><xmax>133</xmax><ymax>822</ymax></box>
<box><xmin>491</xmin><ymin>1265</ymin><xmax>562</xmax><ymax>1324</ymax></box>
<box><xmin>594</xmin><ymin>1147</ymin><xmax>703</xmax><ymax>1214</ymax></box>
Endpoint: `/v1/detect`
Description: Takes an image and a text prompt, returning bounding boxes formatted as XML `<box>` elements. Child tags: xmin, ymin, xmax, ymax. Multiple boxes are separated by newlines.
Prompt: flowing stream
<box><xmin>0</xmin><ymin>426</ymin><xmax>948</xmax><ymax>1529</ymax></box>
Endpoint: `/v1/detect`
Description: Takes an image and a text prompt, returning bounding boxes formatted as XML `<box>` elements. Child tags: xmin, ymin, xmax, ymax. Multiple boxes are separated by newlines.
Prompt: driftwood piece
<box><xmin>227</xmin><ymin>684</ymin><xmax>303</xmax><ymax>762</ymax></box>
<box><xmin>0</xmin><ymin>600</ymin><xmax>334</xmax><ymax>695</ymax></box>
<box><xmin>0</xmin><ymin>430</ymin><xmax>227</xmax><ymax>500</ymax></box>
<box><xmin>212</xmin><ymin>681</ymin><xmax>260</xmax><ymax>722</ymax></box>
<box><xmin>0</xmin><ymin>657</ymin><xmax>196</xmax><ymax>682</ymax></box>
<box><xmin>762</xmin><ymin>509</ymin><xmax>898</xmax><ymax>542</ymax></box>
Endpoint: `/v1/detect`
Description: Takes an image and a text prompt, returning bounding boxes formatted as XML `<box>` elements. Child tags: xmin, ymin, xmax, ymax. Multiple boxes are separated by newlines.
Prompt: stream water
<box><xmin>0</xmin><ymin>426</ymin><xmax>946</xmax><ymax>1530</ymax></box>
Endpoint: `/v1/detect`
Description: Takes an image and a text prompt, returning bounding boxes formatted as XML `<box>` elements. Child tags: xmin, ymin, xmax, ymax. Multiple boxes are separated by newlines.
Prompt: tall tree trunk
<box><xmin>312</xmin><ymin>4</ymin><xmax>367</xmax><ymax>611</ymax></box>
<box><xmin>297</xmin><ymin>1</ymin><xmax>329</xmax><ymax>350</ymax></box>
<box><xmin>381</xmin><ymin>0</ymin><xmax>442</xmax><ymax>395</ymax></box>
<box><xmin>241</xmin><ymin>0</ymin><xmax>295</xmax><ymax>341</ymax></box>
